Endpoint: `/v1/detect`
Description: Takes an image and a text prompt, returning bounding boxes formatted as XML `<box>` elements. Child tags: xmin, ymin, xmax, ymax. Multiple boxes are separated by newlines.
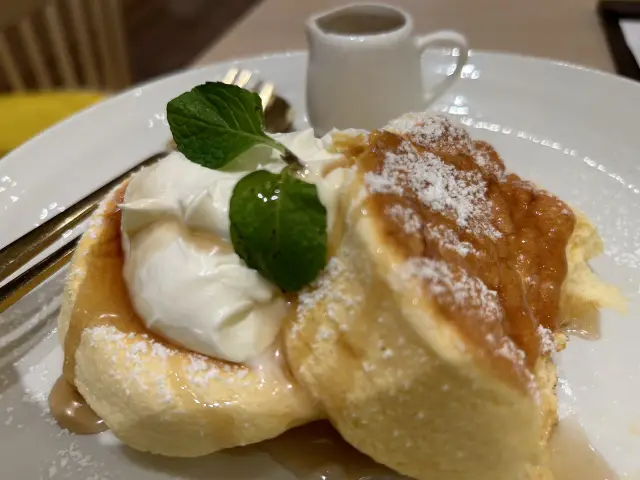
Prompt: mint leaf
<box><xmin>229</xmin><ymin>167</ymin><xmax>327</xmax><ymax>292</ymax></box>
<box><xmin>167</xmin><ymin>82</ymin><xmax>284</xmax><ymax>169</ymax></box>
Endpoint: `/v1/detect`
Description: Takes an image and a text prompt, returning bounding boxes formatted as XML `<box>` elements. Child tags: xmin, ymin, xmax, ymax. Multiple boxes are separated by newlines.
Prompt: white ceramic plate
<box><xmin>1</xmin><ymin>50</ymin><xmax>639</xmax><ymax>479</ymax></box>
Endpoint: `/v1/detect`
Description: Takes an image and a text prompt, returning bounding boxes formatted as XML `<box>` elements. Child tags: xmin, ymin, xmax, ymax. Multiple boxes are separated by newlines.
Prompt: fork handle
<box><xmin>0</xmin><ymin>152</ymin><xmax>166</xmax><ymax>283</ymax></box>
<box><xmin>0</xmin><ymin>202</ymin><xmax>95</xmax><ymax>282</ymax></box>
<box><xmin>0</xmin><ymin>236</ymin><xmax>78</xmax><ymax>313</ymax></box>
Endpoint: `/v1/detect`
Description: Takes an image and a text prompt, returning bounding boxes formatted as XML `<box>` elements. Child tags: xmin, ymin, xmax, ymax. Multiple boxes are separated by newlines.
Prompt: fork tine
<box><xmin>222</xmin><ymin>67</ymin><xmax>239</xmax><ymax>84</ymax></box>
<box><xmin>222</xmin><ymin>69</ymin><xmax>272</xmax><ymax>112</ymax></box>
<box><xmin>234</xmin><ymin>69</ymin><xmax>252</xmax><ymax>88</ymax></box>
<box><xmin>257</xmin><ymin>81</ymin><xmax>274</xmax><ymax>110</ymax></box>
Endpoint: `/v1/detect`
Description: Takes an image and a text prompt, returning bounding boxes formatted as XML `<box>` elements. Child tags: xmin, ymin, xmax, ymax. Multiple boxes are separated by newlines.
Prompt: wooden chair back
<box><xmin>0</xmin><ymin>0</ymin><xmax>130</xmax><ymax>91</ymax></box>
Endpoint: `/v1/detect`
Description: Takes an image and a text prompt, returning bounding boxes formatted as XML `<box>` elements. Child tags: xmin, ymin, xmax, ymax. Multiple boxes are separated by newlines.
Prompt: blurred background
<box><xmin>0</xmin><ymin>0</ymin><xmax>260</xmax><ymax>91</ymax></box>
<box><xmin>0</xmin><ymin>0</ymin><xmax>637</xmax><ymax>156</ymax></box>
<box><xmin>0</xmin><ymin>0</ymin><xmax>260</xmax><ymax>155</ymax></box>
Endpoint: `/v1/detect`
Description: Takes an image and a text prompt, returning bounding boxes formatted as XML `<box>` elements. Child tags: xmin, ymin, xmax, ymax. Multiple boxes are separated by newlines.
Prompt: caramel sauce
<box><xmin>62</xmin><ymin>183</ymin><xmax>144</xmax><ymax>384</ymax></box>
<box><xmin>46</xmin><ymin>386</ymin><xmax>617</xmax><ymax>480</ymax></box>
<box><xmin>254</xmin><ymin>420</ymin><xmax>617</xmax><ymax>480</ymax></box>
<box><xmin>343</xmin><ymin>130</ymin><xmax>575</xmax><ymax>374</ymax></box>
<box><xmin>50</xmin><ymin>131</ymin><xmax>614</xmax><ymax>479</ymax></box>
<box><xmin>250</xmin><ymin>421</ymin><xmax>404</xmax><ymax>479</ymax></box>
<box><xmin>52</xmin><ymin>184</ymin><xmax>140</xmax><ymax>435</ymax></box>
<box><xmin>563</xmin><ymin>304</ymin><xmax>603</xmax><ymax>340</ymax></box>
<box><xmin>250</xmin><ymin>420</ymin><xmax>617</xmax><ymax>480</ymax></box>
<box><xmin>49</xmin><ymin>376</ymin><xmax>107</xmax><ymax>434</ymax></box>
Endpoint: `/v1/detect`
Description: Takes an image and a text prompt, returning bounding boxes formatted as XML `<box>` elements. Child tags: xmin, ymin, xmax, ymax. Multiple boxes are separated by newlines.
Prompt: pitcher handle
<box><xmin>415</xmin><ymin>30</ymin><xmax>469</xmax><ymax>104</ymax></box>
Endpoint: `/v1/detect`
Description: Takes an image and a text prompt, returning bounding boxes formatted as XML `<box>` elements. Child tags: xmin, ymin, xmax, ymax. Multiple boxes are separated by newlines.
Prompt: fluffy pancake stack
<box><xmin>285</xmin><ymin>116</ymin><xmax>623</xmax><ymax>480</ymax></box>
<box><xmin>57</xmin><ymin>181</ymin><xmax>319</xmax><ymax>457</ymax></box>
<box><xmin>57</xmin><ymin>114</ymin><xmax>622</xmax><ymax>478</ymax></box>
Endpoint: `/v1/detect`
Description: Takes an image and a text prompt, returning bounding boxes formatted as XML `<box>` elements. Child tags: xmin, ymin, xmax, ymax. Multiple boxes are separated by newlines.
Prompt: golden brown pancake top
<box><xmin>337</xmin><ymin>116</ymin><xmax>575</xmax><ymax>368</ymax></box>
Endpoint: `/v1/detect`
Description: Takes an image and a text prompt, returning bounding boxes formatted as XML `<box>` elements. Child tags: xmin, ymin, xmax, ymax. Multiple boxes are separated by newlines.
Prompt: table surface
<box><xmin>192</xmin><ymin>0</ymin><xmax>615</xmax><ymax>72</ymax></box>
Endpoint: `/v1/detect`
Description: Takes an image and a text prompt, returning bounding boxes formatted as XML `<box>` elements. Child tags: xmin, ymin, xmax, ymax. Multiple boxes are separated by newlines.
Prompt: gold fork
<box><xmin>223</xmin><ymin>68</ymin><xmax>294</xmax><ymax>134</ymax></box>
<box><xmin>0</xmin><ymin>69</ymin><xmax>294</xmax><ymax>313</ymax></box>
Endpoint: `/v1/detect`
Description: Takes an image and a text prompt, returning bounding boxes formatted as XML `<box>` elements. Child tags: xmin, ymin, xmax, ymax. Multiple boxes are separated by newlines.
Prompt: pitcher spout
<box><xmin>306</xmin><ymin>3</ymin><xmax>410</xmax><ymax>42</ymax></box>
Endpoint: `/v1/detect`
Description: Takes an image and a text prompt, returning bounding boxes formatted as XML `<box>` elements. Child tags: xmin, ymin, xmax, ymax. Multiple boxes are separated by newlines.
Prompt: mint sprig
<box><xmin>166</xmin><ymin>82</ymin><xmax>327</xmax><ymax>292</ymax></box>
<box><xmin>229</xmin><ymin>166</ymin><xmax>327</xmax><ymax>292</ymax></box>
<box><xmin>167</xmin><ymin>82</ymin><xmax>284</xmax><ymax>169</ymax></box>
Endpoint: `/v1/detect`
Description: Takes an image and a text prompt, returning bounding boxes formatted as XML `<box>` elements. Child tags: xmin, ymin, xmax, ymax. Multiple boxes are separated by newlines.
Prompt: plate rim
<box><xmin>2</xmin><ymin>48</ymin><xmax>640</xmax><ymax>175</ymax></box>
<box><xmin>1</xmin><ymin>47</ymin><xmax>640</xmax><ymax>478</ymax></box>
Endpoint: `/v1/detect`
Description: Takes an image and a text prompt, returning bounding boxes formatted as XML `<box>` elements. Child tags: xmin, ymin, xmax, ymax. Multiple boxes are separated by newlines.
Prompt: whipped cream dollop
<box><xmin>121</xmin><ymin>129</ymin><xmax>349</xmax><ymax>363</ymax></box>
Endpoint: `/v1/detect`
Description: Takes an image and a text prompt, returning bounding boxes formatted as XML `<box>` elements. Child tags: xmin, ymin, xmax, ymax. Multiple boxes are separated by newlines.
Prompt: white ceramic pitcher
<box><xmin>306</xmin><ymin>3</ymin><xmax>468</xmax><ymax>135</ymax></box>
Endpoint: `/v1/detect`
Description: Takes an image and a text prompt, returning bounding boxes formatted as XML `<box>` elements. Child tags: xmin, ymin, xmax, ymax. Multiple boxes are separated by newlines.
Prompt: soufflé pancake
<box><xmin>57</xmin><ymin>181</ymin><xmax>320</xmax><ymax>456</ymax></box>
<box><xmin>286</xmin><ymin>114</ymin><xmax>624</xmax><ymax>480</ymax></box>
<box><xmin>54</xmin><ymin>83</ymin><xmax>623</xmax><ymax>479</ymax></box>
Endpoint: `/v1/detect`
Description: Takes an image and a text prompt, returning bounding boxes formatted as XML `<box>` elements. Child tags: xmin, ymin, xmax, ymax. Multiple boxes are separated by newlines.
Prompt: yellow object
<box><xmin>0</xmin><ymin>91</ymin><xmax>104</xmax><ymax>155</ymax></box>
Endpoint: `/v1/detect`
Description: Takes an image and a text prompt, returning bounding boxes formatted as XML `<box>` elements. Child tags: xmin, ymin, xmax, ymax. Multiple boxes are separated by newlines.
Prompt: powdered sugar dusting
<box><xmin>365</xmin><ymin>139</ymin><xmax>501</xmax><ymax>240</ymax></box>
<box><xmin>537</xmin><ymin>325</ymin><xmax>556</xmax><ymax>355</ymax></box>
<box><xmin>495</xmin><ymin>338</ymin><xmax>525</xmax><ymax>364</ymax></box>
<box><xmin>84</xmin><ymin>325</ymin><xmax>250</xmax><ymax>400</ymax></box>
<box><xmin>386</xmin><ymin>113</ymin><xmax>473</xmax><ymax>154</ymax></box>
<box><xmin>65</xmin><ymin>189</ymin><xmax>119</xmax><ymax>287</ymax></box>
<box><xmin>296</xmin><ymin>257</ymin><xmax>362</xmax><ymax>338</ymax></box>
<box><xmin>399</xmin><ymin>258</ymin><xmax>503</xmax><ymax>322</ymax></box>
<box><xmin>86</xmin><ymin>325</ymin><xmax>175</xmax><ymax>403</ymax></box>
<box><xmin>494</xmin><ymin>337</ymin><xmax>538</xmax><ymax>396</ymax></box>
<box><xmin>384</xmin><ymin>204</ymin><xmax>421</xmax><ymax>234</ymax></box>
<box><xmin>424</xmin><ymin>223</ymin><xmax>475</xmax><ymax>257</ymax></box>
<box><xmin>495</xmin><ymin>337</ymin><xmax>536</xmax><ymax>392</ymax></box>
<box><xmin>86</xmin><ymin>183</ymin><xmax>121</xmax><ymax>240</ymax></box>
<box><xmin>365</xmin><ymin>172</ymin><xmax>402</xmax><ymax>196</ymax></box>
<box><xmin>299</xmin><ymin>258</ymin><xmax>353</xmax><ymax>316</ymax></box>
<box><xmin>43</xmin><ymin>440</ymin><xmax>111</xmax><ymax>479</ymax></box>
<box><xmin>472</xmin><ymin>147</ymin><xmax>491</xmax><ymax>170</ymax></box>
